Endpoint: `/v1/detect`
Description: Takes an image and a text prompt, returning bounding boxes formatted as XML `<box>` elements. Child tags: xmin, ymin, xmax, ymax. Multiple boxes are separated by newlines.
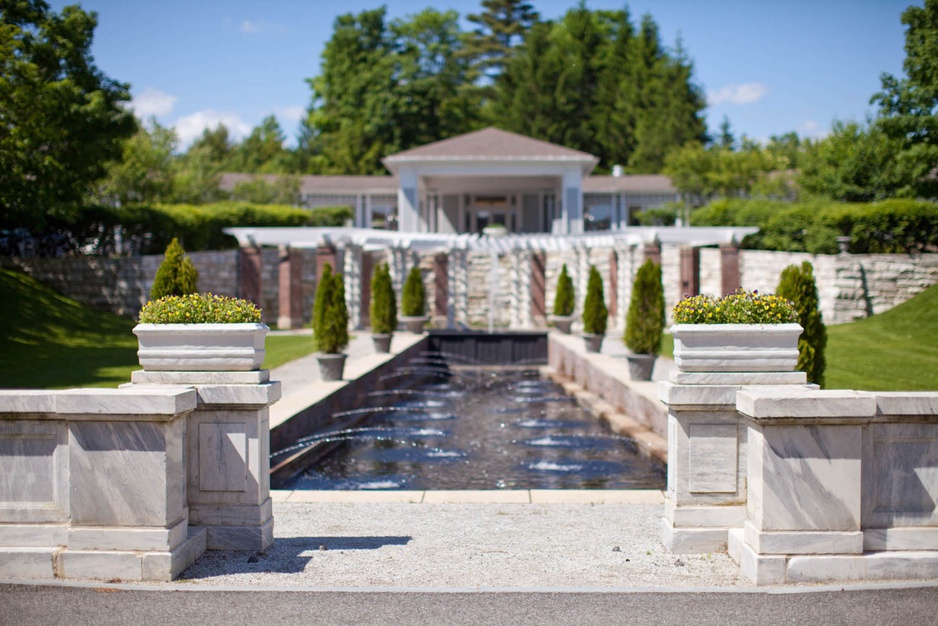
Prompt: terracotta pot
<box><xmin>626</xmin><ymin>353</ymin><xmax>656</xmax><ymax>380</ymax></box>
<box><xmin>670</xmin><ymin>323</ymin><xmax>803</xmax><ymax>372</ymax></box>
<box><xmin>583</xmin><ymin>333</ymin><xmax>604</xmax><ymax>353</ymax></box>
<box><xmin>133</xmin><ymin>323</ymin><xmax>268</xmax><ymax>371</ymax></box>
<box><xmin>372</xmin><ymin>333</ymin><xmax>392</xmax><ymax>353</ymax></box>
<box><xmin>400</xmin><ymin>315</ymin><xmax>428</xmax><ymax>334</ymax></box>
<box><xmin>316</xmin><ymin>353</ymin><xmax>347</xmax><ymax>381</ymax></box>
<box><xmin>549</xmin><ymin>314</ymin><xmax>575</xmax><ymax>334</ymax></box>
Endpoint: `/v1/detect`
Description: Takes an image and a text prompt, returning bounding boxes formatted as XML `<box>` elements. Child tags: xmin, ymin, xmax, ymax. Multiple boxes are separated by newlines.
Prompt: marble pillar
<box><xmin>127</xmin><ymin>370</ymin><xmax>281</xmax><ymax>552</ymax></box>
<box><xmin>343</xmin><ymin>243</ymin><xmax>363</xmax><ymax>329</ymax></box>
<box><xmin>658</xmin><ymin>370</ymin><xmax>808</xmax><ymax>554</ymax></box>
<box><xmin>0</xmin><ymin>388</ymin><xmax>205</xmax><ymax>582</ymax></box>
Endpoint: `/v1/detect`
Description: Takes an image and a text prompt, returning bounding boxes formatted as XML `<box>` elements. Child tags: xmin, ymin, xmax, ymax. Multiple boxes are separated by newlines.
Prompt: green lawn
<box><xmin>825</xmin><ymin>283</ymin><xmax>938</xmax><ymax>391</ymax></box>
<box><xmin>0</xmin><ymin>268</ymin><xmax>315</xmax><ymax>389</ymax></box>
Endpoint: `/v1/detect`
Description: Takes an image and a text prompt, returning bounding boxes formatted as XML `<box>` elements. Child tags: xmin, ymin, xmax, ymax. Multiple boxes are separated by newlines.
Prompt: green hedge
<box><xmin>690</xmin><ymin>198</ymin><xmax>938</xmax><ymax>254</ymax></box>
<box><xmin>59</xmin><ymin>202</ymin><xmax>353</xmax><ymax>255</ymax></box>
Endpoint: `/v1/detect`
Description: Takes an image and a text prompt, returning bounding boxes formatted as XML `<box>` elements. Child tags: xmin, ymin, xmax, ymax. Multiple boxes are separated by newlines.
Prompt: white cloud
<box><xmin>708</xmin><ymin>83</ymin><xmax>768</xmax><ymax>106</ymax></box>
<box><xmin>241</xmin><ymin>20</ymin><xmax>259</xmax><ymax>33</ymax></box>
<box><xmin>275</xmin><ymin>106</ymin><xmax>306</xmax><ymax>125</ymax></box>
<box><xmin>173</xmin><ymin>110</ymin><xmax>251</xmax><ymax>148</ymax></box>
<box><xmin>799</xmin><ymin>119</ymin><xmax>828</xmax><ymax>139</ymax></box>
<box><xmin>132</xmin><ymin>87</ymin><xmax>177</xmax><ymax>118</ymax></box>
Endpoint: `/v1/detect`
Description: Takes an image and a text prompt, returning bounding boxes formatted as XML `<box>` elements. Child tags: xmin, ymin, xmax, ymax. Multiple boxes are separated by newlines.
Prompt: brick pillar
<box><xmin>239</xmin><ymin>246</ymin><xmax>262</xmax><ymax>307</ymax></box>
<box><xmin>433</xmin><ymin>253</ymin><xmax>448</xmax><ymax>328</ymax></box>
<box><xmin>277</xmin><ymin>246</ymin><xmax>303</xmax><ymax>329</ymax></box>
<box><xmin>679</xmin><ymin>246</ymin><xmax>700</xmax><ymax>299</ymax></box>
<box><xmin>316</xmin><ymin>243</ymin><xmax>338</xmax><ymax>282</ymax></box>
<box><xmin>643</xmin><ymin>242</ymin><xmax>661</xmax><ymax>267</ymax></box>
<box><xmin>530</xmin><ymin>251</ymin><xmax>547</xmax><ymax>327</ymax></box>
<box><xmin>720</xmin><ymin>243</ymin><xmax>741</xmax><ymax>296</ymax></box>
<box><xmin>609</xmin><ymin>250</ymin><xmax>619</xmax><ymax>319</ymax></box>
<box><xmin>360</xmin><ymin>252</ymin><xmax>375</xmax><ymax>329</ymax></box>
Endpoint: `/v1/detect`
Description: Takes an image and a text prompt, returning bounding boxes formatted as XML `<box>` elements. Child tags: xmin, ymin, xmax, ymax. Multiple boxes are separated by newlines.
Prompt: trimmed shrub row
<box><xmin>690</xmin><ymin>198</ymin><xmax>938</xmax><ymax>254</ymax></box>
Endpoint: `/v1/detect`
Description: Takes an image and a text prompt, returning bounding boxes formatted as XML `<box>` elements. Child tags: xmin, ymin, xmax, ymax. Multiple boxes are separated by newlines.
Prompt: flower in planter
<box><xmin>138</xmin><ymin>293</ymin><xmax>262</xmax><ymax>324</ymax></box>
<box><xmin>673</xmin><ymin>290</ymin><xmax>797</xmax><ymax>325</ymax></box>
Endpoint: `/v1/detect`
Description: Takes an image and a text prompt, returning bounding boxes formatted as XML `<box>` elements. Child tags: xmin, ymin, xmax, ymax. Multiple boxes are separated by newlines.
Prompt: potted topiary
<box><xmin>776</xmin><ymin>262</ymin><xmax>826</xmax><ymax>386</ymax></box>
<box><xmin>150</xmin><ymin>237</ymin><xmax>199</xmax><ymax>300</ymax></box>
<box><xmin>581</xmin><ymin>265</ymin><xmax>608</xmax><ymax>352</ymax></box>
<box><xmin>400</xmin><ymin>266</ymin><xmax>428</xmax><ymax>333</ymax></box>
<box><xmin>370</xmin><ymin>262</ymin><xmax>396</xmax><ymax>353</ymax></box>
<box><xmin>134</xmin><ymin>293</ymin><xmax>267</xmax><ymax>371</ymax></box>
<box><xmin>670</xmin><ymin>290</ymin><xmax>801</xmax><ymax>373</ymax></box>
<box><xmin>313</xmin><ymin>267</ymin><xmax>350</xmax><ymax>381</ymax></box>
<box><xmin>624</xmin><ymin>260</ymin><xmax>665</xmax><ymax>380</ymax></box>
<box><xmin>549</xmin><ymin>263</ymin><xmax>576</xmax><ymax>334</ymax></box>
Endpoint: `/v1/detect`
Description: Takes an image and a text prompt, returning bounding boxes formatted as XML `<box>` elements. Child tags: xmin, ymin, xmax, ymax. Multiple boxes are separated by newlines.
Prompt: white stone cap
<box><xmin>737</xmin><ymin>386</ymin><xmax>877</xmax><ymax>421</ymax></box>
<box><xmin>0</xmin><ymin>388</ymin><xmax>197</xmax><ymax>420</ymax></box>
<box><xmin>876</xmin><ymin>392</ymin><xmax>938</xmax><ymax>417</ymax></box>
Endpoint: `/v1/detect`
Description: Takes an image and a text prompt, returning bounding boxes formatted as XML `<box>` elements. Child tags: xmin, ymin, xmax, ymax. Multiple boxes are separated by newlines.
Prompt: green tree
<box><xmin>171</xmin><ymin>125</ymin><xmax>231</xmax><ymax>204</ymax></box>
<box><xmin>870</xmin><ymin>0</ymin><xmax>938</xmax><ymax>199</ymax></box>
<box><xmin>0</xmin><ymin>0</ymin><xmax>135</xmax><ymax>231</ymax></box>
<box><xmin>228</xmin><ymin>115</ymin><xmax>292</xmax><ymax>174</ymax></box>
<box><xmin>149</xmin><ymin>237</ymin><xmax>198</xmax><ymax>301</ymax></box>
<box><xmin>582</xmin><ymin>265</ymin><xmax>608</xmax><ymax>335</ymax></box>
<box><xmin>229</xmin><ymin>176</ymin><xmax>300</xmax><ymax>205</ymax></box>
<box><xmin>317</xmin><ymin>271</ymin><xmax>349</xmax><ymax>354</ymax></box>
<box><xmin>552</xmin><ymin>263</ymin><xmax>575</xmax><ymax>316</ymax></box>
<box><xmin>717</xmin><ymin>116</ymin><xmax>735</xmax><ymax>150</ymax></box>
<box><xmin>462</xmin><ymin>0</ymin><xmax>539</xmax><ymax>83</ymax></box>
<box><xmin>312</xmin><ymin>263</ymin><xmax>334</xmax><ymax>351</ymax></box>
<box><xmin>624</xmin><ymin>260</ymin><xmax>664</xmax><ymax>355</ymax></box>
<box><xmin>93</xmin><ymin>119</ymin><xmax>177</xmax><ymax>207</ymax></box>
<box><xmin>776</xmin><ymin>261</ymin><xmax>827</xmax><ymax>386</ymax></box>
<box><xmin>370</xmin><ymin>263</ymin><xmax>397</xmax><ymax>334</ymax></box>
<box><xmin>401</xmin><ymin>266</ymin><xmax>426</xmax><ymax>317</ymax></box>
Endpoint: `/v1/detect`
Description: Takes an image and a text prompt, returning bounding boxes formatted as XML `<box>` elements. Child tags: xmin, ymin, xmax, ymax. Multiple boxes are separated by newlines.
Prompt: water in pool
<box><xmin>283</xmin><ymin>364</ymin><xmax>666</xmax><ymax>490</ymax></box>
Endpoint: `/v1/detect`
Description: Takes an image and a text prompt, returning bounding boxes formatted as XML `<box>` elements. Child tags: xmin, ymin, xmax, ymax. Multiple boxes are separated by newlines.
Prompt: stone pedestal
<box><xmin>127</xmin><ymin>370</ymin><xmax>281</xmax><ymax>551</ymax></box>
<box><xmin>0</xmin><ymin>388</ymin><xmax>206</xmax><ymax>581</ymax></box>
<box><xmin>658</xmin><ymin>371</ymin><xmax>807</xmax><ymax>554</ymax></box>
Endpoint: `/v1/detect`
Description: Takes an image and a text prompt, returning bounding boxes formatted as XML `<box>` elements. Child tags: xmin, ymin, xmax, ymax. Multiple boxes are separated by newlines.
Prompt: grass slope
<box><xmin>825</xmin><ymin>283</ymin><xmax>938</xmax><ymax>391</ymax></box>
<box><xmin>0</xmin><ymin>268</ymin><xmax>314</xmax><ymax>389</ymax></box>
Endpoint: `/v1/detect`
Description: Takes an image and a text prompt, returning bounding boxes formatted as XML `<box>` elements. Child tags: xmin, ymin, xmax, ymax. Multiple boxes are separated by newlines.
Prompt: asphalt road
<box><xmin>3</xmin><ymin>584</ymin><xmax>938</xmax><ymax>626</ymax></box>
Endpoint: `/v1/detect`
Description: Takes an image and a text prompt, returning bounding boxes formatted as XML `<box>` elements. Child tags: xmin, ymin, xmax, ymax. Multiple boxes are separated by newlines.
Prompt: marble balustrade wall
<box><xmin>4</xmin><ymin>248</ymin><xmax>935</xmax><ymax>328</ymax></box>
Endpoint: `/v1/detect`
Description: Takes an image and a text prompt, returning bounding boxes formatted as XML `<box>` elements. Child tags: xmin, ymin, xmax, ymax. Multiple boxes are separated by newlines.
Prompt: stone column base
<box><xmin>189</xmin><ymin>498</ymin><xmax>274</xmax><ymax>551</ymax></box>
<box><xmin>729</xmin><ymin>528</ymin><xmax>938</xmax><ymax>585</ymax></box>
<box><xmin>0</xmin><ymin>526</ymin><xmax>206</xmax><ymax>582</ymax></box>
<box><xmin>660</xmin><ymin>501</ymin><xmax>746</xmax><ymax>553</ymax></box>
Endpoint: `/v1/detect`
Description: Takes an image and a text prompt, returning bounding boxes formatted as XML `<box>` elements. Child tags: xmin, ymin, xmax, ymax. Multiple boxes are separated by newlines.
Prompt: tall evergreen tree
<box><xmin>462</xmin><ymin>0</ymin><xmax>539</xmax><ymax>81</ymax></box>
<box><xmin>0</xmin><ymin>0</ymin><xmax>135</xmax><ymax>231</ymax></box>
<box><xmin>776</xmin><ymin>261</ymin><xmax>827</xmax><ymax>387</ymax></box>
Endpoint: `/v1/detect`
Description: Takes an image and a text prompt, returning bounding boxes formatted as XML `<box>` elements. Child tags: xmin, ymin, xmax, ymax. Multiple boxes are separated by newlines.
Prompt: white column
<box><xmin>510</xmin><ymin>247</ymin><xmax>533</xmax><ymax>328</ymax></box>
<box><xmin>397</xmin><ymin>168</ymin><xmax>419</xmax><ymax>232</ymax></box>
<box><xmin>343</xmin><ymin>243</ymin><xmax>363</xmax><ymax>329</ymax></box>
<box><xmin>563</xmin><ymin>167</ymin><xmax>584</xmax><ymax>235</ymax></box>
<box><xmin>451</xmin><ymin>248</ymin><xmax>469</xmax><ymax>327</ymax></box>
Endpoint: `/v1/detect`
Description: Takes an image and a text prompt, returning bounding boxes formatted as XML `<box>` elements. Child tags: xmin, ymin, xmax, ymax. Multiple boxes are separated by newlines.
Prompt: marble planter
<box><xmin>317</xmin><ymin>353</ymin><xmax>347</xmax><ymax>381</ymax></box>
<box><xmin>400</xmin><ymin>315</ymin><xmax>428</xmax><ymax>334</ymax></box>
<box><xmin>670</xmin><ymin>323</ymin><xmax>803</xmax><ymax>373</ymax></box>
<box><xmin>549</xmin><ymin>314</ymin><xmax>575</xmax><ymax>334</ymax></box>
<box><xmin>134</xmin><ymin>323</ymin><xmax>268</xmax><ymax>371</ymax></box>
<box><xmin>372</xmin><ymin>333</ymin><xmax>392</xmax><ymax>353</ymax></box>
<box><xmin>583</xmin><ymin>333</ymin><xmax>604</xmax><ymax>353</ymax></box>
<box><xmin>626</xmin><ymin>353</ymin><xmax>656</xmax><ymax>380</ymax></box>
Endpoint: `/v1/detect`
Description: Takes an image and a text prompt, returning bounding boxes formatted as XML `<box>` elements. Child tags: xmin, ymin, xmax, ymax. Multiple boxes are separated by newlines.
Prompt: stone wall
<box><xmin>5</xmin><ymin>248</ymin><xmax>936</xmax><ymax>327</ymax></box>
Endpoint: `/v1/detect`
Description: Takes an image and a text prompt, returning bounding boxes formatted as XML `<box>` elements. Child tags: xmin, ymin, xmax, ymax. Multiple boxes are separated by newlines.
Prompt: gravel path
<box><xmin>177</xmin><ymin>501</ymin><xmax>749</xmax><ymax>589</ymax></box>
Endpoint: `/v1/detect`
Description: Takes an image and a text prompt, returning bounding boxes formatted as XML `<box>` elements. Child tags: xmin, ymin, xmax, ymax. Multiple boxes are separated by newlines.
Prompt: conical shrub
<box><xmin>553</xmin><ymin>264</ymin><xmax>575</xmax><ymax>316</ymax></box>
<box><xmin>150</xmin><ymin>238</ymin><xmax>198</xmax><ymax>300</ymax></box>
<box><xmin>624</xmin><ymin>260</ymin><xmax>664</xmax><ymax>355</ymax></box>
<box><xmin>312</xmin><ymin>263</ymin><xmax>334</xmax><ymax>351</ymax></box>
<box><xmin>582</xmin><ymin>265</ymin><xmax>608</xmax><ymax>335</ymax></box>
<box><xmin>776</xmin><ymin>261</ymin><xmax>827</xmax><ymax>386</ymax></box>
<box><xmin>316</xmin><ymin>270</ymin><xmax>349</xmax><ymax>354</ymax></box>
<box><xmin>370</xmin><ymin>263</ymin><xmax>397</xmax><ymax>334</ymax></box>
<box><xmin>401</xmin><ymin>266</ymin><xmax>425</xmax><ymax>317</ymax></box>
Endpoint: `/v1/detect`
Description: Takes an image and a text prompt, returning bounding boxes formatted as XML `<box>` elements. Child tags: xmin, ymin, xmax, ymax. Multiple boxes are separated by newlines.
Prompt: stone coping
<box><xmin>271</xmin><ymin>489</ymin><xmax>665</xmax><ymax>504</ymax></box>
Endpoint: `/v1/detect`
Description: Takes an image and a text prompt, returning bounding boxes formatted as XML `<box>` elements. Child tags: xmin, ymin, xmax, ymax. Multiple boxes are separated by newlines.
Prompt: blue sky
<box><xmin>50</xmin><ymin>0</ymin><xmax>915</xmax><ymax>150</ymax></box>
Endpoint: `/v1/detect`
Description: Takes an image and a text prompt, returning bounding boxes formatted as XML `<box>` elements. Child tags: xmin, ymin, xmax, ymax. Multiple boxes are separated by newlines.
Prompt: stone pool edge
<box><xmin>271</xmin><ymin>489</ymin><xmax>665</xmax><ymax>504</ymax></box>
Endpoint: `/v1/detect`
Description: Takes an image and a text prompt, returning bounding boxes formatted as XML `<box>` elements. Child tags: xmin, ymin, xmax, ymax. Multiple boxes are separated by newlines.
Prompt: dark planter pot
<box><xmin>317</xmin><ymin>353</ymin><xmax>347</xmax><ymax>382</ymax></box>
<box><xmin>372</xmin><ymin>333</ymin><xmax>392</xmax><ymax>353</ymax></box>
<box><xmin>400</xmin><ymin>315</ymin><xmax>428</xmax><ymax>334</ymax></box>
<box><xmin>549</xmin><ymin>314</ymin><xmax>575</xmax><ymax>334</ymax></box>
<box><xmin>583</xmin><ymin>333</ymin><xmax>604</xmax><ymax>353</ymax></box>
<box><xmin>626</xmin><ymin>354</ymin><xmax>657</xmax><ymax>381</ymax></box>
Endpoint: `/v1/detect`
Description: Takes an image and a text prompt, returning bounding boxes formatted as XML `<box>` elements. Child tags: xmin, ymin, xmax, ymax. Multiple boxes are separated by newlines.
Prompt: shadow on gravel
<box><xmin>179</xmin><ymin>536</ymin><xmax>413</xmax><ymax>579</ymax></box>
